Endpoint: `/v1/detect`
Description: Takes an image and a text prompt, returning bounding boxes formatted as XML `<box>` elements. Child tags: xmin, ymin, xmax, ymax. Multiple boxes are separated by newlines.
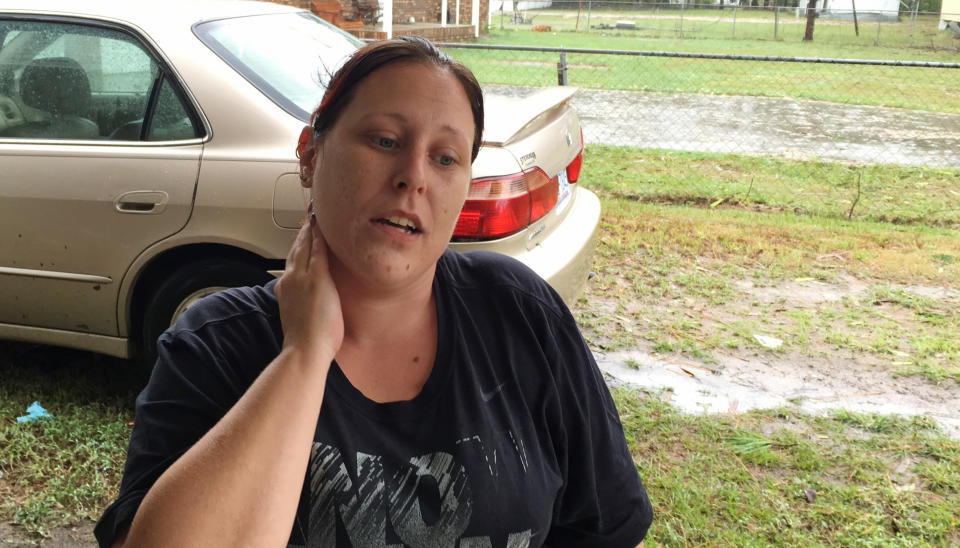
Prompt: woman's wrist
<box><xmin>278</xmin><ymin>343</ymin><xmax>335</xmax><ymax>381</ymax></box>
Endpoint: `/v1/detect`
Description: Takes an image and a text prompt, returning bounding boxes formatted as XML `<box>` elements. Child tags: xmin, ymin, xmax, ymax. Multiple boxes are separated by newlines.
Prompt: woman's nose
<box><xmin>392</xmin><ymin>152</ymin><xmax>427</xmax><ymax>195</ymax></box>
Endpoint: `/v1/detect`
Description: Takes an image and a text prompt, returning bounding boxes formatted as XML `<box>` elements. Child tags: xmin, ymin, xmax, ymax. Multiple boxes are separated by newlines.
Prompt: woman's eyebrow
<box><xmin>359</xmin><ymin>112</ymin><xmax>469</xmax><ymax>146</ymax></box>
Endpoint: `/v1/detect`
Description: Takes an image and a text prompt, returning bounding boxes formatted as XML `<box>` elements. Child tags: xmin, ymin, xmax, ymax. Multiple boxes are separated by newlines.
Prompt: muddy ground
<box><xmin>486</xmin><ymin>85</ymin><xmax>960</xmax><ymax>167</ymax></box>
<box><xmin>8</xmin><ymin>279</ymin><xmax>957</xmax><ymax>547</ymax></box>
<box><xmin>589</xmin><ymin>274</ymin><xmax>960</xmax><ymax>439</ymax></box>
<box><xmin>0</xmin><ymin>522</ymin><xmax>94</xmax><ymax>547</ymax></box>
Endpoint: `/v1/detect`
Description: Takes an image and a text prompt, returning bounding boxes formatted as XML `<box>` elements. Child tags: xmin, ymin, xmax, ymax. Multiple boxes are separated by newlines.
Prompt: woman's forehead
<box><xmin>339</xmin><ymin>64</ymin><xmax>473</xmax><ymax>129</ymax></box>
<box><xmin>358</xmin><ymin>62</ymin><xmax>463</xmax><ymax>102</ymax></box>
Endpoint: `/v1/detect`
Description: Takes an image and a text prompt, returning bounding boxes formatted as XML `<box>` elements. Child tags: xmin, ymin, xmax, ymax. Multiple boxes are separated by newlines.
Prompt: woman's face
<box><xmin>300</xmin><ymin>62</ymin><xmax>475</xmax><ymax>292</ymax></box>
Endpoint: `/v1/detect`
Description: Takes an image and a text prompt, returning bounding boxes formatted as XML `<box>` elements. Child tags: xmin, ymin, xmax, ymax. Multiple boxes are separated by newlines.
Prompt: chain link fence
<box><xmin>442</xmin><ymin>43</ymin><xmax>960</xmax><ymax>166</ymax></box>
<box><xmin>487</xmin><ymin>2</ymin><xmax>959</xmax><ymax>50</ymax></box>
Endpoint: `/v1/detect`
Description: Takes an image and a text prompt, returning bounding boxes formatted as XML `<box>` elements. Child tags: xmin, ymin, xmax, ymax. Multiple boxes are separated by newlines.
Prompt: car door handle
<box><xmin>115</xmin><ymin>190</ymin><xmax>169</xmax><ymax>214</ymax></box>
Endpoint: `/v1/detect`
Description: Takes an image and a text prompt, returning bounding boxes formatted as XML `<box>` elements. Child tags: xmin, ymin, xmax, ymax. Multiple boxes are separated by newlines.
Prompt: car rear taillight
<box><xmin>453</xmin><ymin>167</ymin><xmax>557</xmax><ymax>240</ymax></box>
<box><xmin>566</xmin><ymin>149</ymin><xmax>582</xmax><ymax>183</ymax></box>
<box><xmin>566</xmin><ymin>128</ymin><xmax>584</xmax><ymax>183</ymax></box>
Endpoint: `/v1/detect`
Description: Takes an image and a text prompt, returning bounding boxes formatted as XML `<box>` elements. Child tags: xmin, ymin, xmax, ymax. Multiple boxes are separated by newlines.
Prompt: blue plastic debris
<box><xmin>16</xmin><ymin>401</ymin><xmax>53</xmax><ymax>422</ymax></box>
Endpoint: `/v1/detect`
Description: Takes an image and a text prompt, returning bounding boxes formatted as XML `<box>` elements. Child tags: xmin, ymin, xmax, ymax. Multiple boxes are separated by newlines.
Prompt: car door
<box><xmin>0</xmin><ymin>16</ymin><xmax>203</xmax><ymax>337</ymax></box>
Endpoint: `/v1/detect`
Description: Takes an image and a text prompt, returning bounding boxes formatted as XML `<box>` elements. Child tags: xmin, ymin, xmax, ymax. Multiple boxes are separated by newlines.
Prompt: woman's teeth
<box><xmin>378</xmin><ymin>217</ymin><xmax>418</xmax><ymax>234</ymax></box>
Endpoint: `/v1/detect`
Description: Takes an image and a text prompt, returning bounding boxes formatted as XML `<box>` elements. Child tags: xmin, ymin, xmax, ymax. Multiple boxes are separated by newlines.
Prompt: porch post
<box><xmin>442</xmin><ymin>0</ymin><xmax>448</xmax><ymax>27</ymax></box>
<box><xmin>384</xmin><ymin>0</ymin><xmax>393</xmax><ymax>38</ymax></box>
<box><xmin>456</xmin><ymin>0</ymin><xmax>461</xmax><ymax>25</ymax></box>
<box><xmin>472</xmin><ymin>0</ymin><xmax>480</xmax><ymax>37</ymax></box>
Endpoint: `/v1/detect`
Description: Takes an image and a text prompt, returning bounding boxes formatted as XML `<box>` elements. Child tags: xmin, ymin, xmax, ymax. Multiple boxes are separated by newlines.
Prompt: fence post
<box><xmin>557</xmin><ymin>50</ymin><xmax>568</xmax><ymax>85</ymax></box>
<box><xmin>910</xmin><ymin>0</ymin><xmax>919</xmax><ymax>36</ymax></box>
<box><xmin>774</xmin><ymin>5</ymin><xmax>780</xmax><ymax>40</ymax></box>
<box><xmin>680</xmin><ymin>0</ymin><xmax>685</xmax><ymax>37</ymax></box>
<box><xmin>851</xmin><ymin>0</ymin><xmax>860</xmax><ymax>36</ymax></box>
<box><xmin>733</xmin><ymin>5</ymin><xmax>737</xmax><ymax>38</ymax></box>
<box><xmin>874</xmin><ymin>18</ymin><xmax>881</xmax><ymax>46</ymax></box>
<box><xmin>587</xmin><ymin>0</ymin><xmax>592</xmax><ymax>31</ymax></box>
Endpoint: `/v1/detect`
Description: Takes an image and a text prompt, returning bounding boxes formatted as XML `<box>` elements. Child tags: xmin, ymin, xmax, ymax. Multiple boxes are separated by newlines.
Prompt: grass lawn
<box><xmin>578</xmin><ymin>146</ymin><xmax>960</xmax><ymax>383</ymax></box>
<box><xmin>617</xmin><ymin>390</ymin><xmax>960</xmax><ymax>546</ymax></box>
<box><xmin>489</xmin><ymin>9</ymin><xmax>960</xmax><ymax>54</ymax></box>
<box><xmin>573</xmin><ymin>146</ymin><xmax>960</xmax><ymax>544</ymax></box>
<box><xmin>0</xmin><ymin>347</ymin><xmax>139</xmax><ymax>537</ymax></box>
<box><xmin>1</xmin><ymin>149</ymin><xmax>959</xmax><ymax>544</ymax></box>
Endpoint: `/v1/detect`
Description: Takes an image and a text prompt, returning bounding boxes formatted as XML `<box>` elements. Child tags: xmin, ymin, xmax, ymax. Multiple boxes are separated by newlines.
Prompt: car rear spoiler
<box><xmin>482</xmin><ymin>86</ymin><xmax>579</xmax><ymax>146</ymax></box>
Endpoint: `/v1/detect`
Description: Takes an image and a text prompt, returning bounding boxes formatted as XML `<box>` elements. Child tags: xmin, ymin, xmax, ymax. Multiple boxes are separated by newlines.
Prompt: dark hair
<box><xmin>312</xmin><ymin>36</ymin><xmax>484</xmax><ymax>162</ymax></box>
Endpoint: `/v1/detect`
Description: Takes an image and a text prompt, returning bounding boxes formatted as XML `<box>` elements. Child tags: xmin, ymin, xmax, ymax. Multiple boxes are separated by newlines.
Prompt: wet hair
<box><xmin>311</xmin><ymin>36</ymin><xmax>484</xmax><ymax>162</ymax></box>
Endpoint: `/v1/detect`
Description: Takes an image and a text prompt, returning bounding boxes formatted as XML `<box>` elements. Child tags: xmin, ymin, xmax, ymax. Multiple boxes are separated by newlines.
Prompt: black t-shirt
<box><xmin>96</xmin><ymin>250</ymin><xmax>653</xmax><ymax>547</ymax></box>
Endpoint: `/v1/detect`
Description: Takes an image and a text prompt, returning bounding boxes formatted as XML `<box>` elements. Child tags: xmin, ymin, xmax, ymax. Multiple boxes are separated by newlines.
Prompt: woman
<box><xmin>96</xmin><ymin>37</ymin><xmax>652</xmax><ymax>547</ymax></box>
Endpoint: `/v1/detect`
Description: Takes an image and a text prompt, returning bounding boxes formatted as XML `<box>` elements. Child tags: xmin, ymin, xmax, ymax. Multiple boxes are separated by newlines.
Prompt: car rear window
<box><xmin>194</xmin><ymin>12</ymin><xmax>362</xmax><ymax>122</ymax></box>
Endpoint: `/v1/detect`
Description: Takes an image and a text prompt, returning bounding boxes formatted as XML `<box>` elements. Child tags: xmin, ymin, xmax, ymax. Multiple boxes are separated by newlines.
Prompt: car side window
<box><xmin>146</xmin><ymin>77</ymin><xmax>200</xmax><ymax>141</ymax></box>
<box><xmin>0</xmin><ymin>18</ymin><xmax>201</xmax><ymax>142</ymax></box>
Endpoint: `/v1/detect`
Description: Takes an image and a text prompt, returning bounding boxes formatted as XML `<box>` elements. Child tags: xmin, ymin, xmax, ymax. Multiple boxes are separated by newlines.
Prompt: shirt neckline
<box><xmin>325</xmin><ymin>259</ymin><xmax>453</xmax><ymax>422</ymax></box>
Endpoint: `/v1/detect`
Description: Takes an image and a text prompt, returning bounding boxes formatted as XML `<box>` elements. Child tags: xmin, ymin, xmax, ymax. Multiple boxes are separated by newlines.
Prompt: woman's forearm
<box><xmin>120</xmin><ymin>345</ymin><xmax>332</xmax><ymax>547</ymax></box>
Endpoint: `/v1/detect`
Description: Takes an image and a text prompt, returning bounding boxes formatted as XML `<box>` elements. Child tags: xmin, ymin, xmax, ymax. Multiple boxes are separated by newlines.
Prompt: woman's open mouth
<box><xmin>374</xmin><ymin>215</ymin><xmax>420</xmax><ymax>235</ymax></box>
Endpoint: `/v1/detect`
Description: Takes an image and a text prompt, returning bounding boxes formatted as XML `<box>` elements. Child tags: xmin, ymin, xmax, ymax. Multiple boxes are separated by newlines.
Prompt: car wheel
<box><xmin>140</xmin><ymin>259</ymin><xmax>273</xmax><ymax>367</ymax></box>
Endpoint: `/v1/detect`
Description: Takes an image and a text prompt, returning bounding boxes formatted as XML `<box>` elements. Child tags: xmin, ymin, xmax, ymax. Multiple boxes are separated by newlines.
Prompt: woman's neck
<box><xmin>328</xmin><ymin>263</ymin><xmax>439</xmax><ymax>402</ymax></box>
<box><xmin>330</xmin><ymin>261</ymin><xmax>437</xmax><ymax>348</ymax></box>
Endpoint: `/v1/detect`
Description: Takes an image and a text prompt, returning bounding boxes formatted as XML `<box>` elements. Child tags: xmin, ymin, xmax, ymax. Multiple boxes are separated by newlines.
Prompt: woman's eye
<box><xmin>438</xmin><ymin>155</ymin><xmax>455</xmax><ymax>166</ymax></box>
<box><xmin>377</xmin><ymin>137</ymin><xmax>396</xmax><ymax>149</ymax></box>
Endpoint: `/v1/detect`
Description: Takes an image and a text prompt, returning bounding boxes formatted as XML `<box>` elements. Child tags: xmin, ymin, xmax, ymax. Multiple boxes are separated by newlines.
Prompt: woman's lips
<box><xmin>375</xmin><ymin>215</ymin><xmax>420</xmax><ymax>234</ymax></box>
<box><xmin>371</xmin><ymin>218</ymin><xmax>421</xmax><ymax>239</ymax></box>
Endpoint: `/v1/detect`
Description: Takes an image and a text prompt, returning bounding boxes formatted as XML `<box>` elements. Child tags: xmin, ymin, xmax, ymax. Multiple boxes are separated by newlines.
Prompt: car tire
<box><xmin>140</xmin><ymin>259</ymin><xmax>274</xmax><ymax>368</ymax></box>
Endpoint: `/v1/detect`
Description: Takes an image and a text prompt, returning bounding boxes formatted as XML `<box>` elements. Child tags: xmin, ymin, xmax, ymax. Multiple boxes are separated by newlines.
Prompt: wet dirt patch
<box><xmin>596</xmin><ymin>345</ymin><xmax>960</xmax><ymax>438</ymax></box>
<box><xmin>483</xmin><ymin>84</ymin><xmax>960</xmax><ymax>167</ymax></box>
<box><xmin>582</xmin><ymin>273</ymin><xmax>960</xmax><ymax>438</ymax></box>
<box><xmin>732</xmin><ymin>273</ymin><xmax>872</xmax><ymax>305</ymax></box>
<box><xmin>0</xmin><ymin>521</ymin><xmax>95</xmax><ymax>547</ymax></box>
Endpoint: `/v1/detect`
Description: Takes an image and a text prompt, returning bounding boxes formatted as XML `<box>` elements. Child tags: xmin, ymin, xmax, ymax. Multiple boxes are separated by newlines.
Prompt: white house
<box><xmin>942</xmin><ymin>0</ymin><xmax>960</xmax><ymax>30</ymax></box>
<box><xmin>799</xmin><ymin>0</ymin><xmax>901</xmax><ymax>21</ymax></box>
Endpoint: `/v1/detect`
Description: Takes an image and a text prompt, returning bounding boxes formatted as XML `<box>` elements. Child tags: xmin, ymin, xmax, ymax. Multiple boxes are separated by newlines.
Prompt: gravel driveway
<box><xmin>486</xmin><ymin>85</ymin><xmax>960</xmax><ymax>167</ymax></box>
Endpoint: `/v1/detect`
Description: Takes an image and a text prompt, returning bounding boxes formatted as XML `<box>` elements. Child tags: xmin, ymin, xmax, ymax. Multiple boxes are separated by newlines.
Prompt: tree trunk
<box><xmin>803</xmin><ymin>0</ymin><xmax>817</xmax><ymax>40</ymax></box>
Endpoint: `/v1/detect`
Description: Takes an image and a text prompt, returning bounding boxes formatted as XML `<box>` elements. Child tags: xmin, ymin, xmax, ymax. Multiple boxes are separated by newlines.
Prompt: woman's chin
<box><xmin>333</xmin><ymin>251</ymin><xmax>436</xmax><ymax>293</ymax></box>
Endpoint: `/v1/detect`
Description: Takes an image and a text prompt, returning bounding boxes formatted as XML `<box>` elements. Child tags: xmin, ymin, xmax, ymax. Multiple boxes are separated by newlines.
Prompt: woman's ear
<box><xmin>297</xmin><ymin>126</ymin><xmax>317</xmax><ymax>189</ymax></box>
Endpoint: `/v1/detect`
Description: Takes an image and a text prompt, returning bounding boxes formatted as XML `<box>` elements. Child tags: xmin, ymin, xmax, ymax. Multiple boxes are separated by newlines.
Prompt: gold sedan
<box><xmin>0</xmin><ymin>0</ymin><xmax>599</xmax><ymax>364</ymax></box>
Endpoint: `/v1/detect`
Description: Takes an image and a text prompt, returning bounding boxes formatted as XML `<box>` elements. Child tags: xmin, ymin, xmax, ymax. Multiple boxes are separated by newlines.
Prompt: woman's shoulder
<box><xmin>154</xmin><ymin>280</ymin><xmax>282</xmax><ymax>385</ymax></box>
<box><xmin>164</xmin><ymin>280</ymin><xmax>280</xmax><ymax>341</ymax></box>
<box><xmin>437</xmin><ymin>250</ymin><xmax>567</xmax><ymax>318</ymax></box>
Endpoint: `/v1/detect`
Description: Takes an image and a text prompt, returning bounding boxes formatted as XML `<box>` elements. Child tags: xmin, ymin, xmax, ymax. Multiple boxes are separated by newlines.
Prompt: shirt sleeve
<box><xmin>93</xmin><ymin>326</ymin><xmax>257</xmax><ymax>547</ymax></box>
<box><xmin>542</xmin><ymin>306</ymin><xmax>654</xmax><ymax>547</ymax></box>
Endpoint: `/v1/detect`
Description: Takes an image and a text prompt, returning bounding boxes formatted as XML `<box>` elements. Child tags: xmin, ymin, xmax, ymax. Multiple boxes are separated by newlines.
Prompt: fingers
<box><xmin>284</xmin><ymin>201</ymin><xmax>315</xmax><ymax>276</ymax></box>
<box><xmin>284</xmin><ymin>219</ymin><xmax>311</xmax><ymax>275</ymax></box>
<box><xmin>309</xmin><ymin>214</ymin><xmax>329</xmax><ymax>272</ymax></box>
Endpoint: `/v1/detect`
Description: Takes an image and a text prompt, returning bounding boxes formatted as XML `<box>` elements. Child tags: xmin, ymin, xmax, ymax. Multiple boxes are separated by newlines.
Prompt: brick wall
<box><xmin>392</xmin><ymin>0</ymin><xmax>438</xmax><ymax>22</ymax></box>
<box><xmin>435</xmin><ymin>0</ymin><xmax>491</xmax><ymax>27</ymax></box>
<box><xmin>394</xmin><ymin>24</ymin><xmax>476</xmax><ymax>40</ymax></box>
<box><xmin>394</xmin><ymin>0</ymin><xmax>490</xmax><ymax>28</ymax></box>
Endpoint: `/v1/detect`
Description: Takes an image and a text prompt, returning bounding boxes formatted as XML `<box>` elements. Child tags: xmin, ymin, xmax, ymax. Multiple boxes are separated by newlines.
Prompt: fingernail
<box><xmin>310</xmin><ymin>212</ymin><xmax>316</xmax><ymax>226</ymax></box>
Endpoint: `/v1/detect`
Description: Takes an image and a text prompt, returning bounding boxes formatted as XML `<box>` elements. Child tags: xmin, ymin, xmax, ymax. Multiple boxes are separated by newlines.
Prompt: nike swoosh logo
<box><xmin>481</xmin><ymin>382</ymin><xmax>506</xmax><ymax>403</ymax></box>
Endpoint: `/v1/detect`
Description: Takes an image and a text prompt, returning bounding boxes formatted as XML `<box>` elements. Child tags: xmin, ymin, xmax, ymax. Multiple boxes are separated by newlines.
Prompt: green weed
<box><xmin>0</xmin><ymin>344</ymin><xmax>140</xmax><ymax>536</ymax></box>
<box><xmin>614</xmin><ymin>389</ymin><xmax>960</xmax><ymax>546</ymax></box>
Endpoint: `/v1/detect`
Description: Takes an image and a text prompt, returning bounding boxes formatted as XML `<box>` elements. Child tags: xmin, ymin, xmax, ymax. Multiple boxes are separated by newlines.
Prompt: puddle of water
<box><xmin>597</xmin><ymin>350</ymin><xmax>960</xmax><ymax>438</ymax></box>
